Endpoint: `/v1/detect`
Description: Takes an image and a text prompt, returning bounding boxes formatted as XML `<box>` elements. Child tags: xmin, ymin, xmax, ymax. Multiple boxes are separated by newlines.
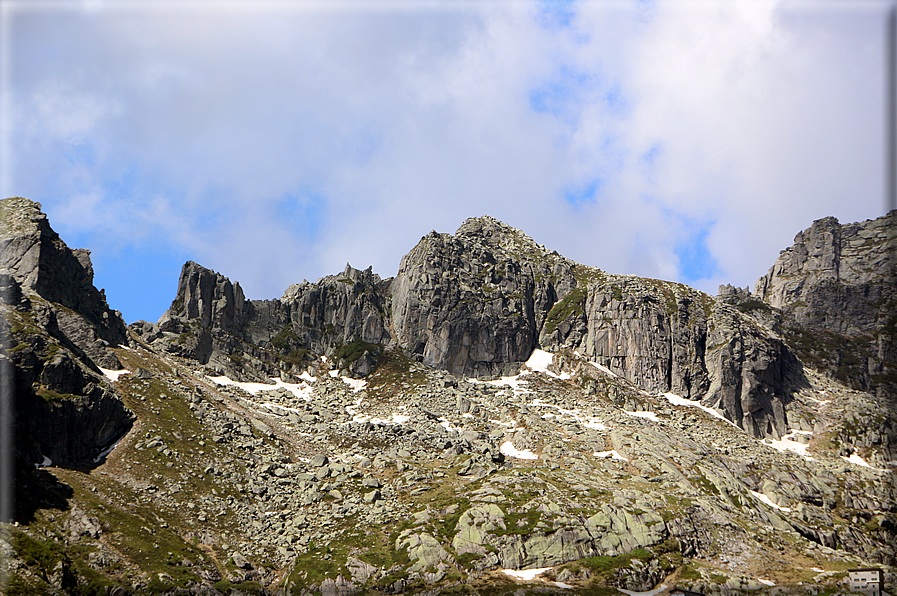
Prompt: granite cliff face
<box><xmin>389</xmin><ymin>217</ymin><xmax>573</xmax><ymax>377</ymax></box>
<box><xmin>5</xmin><ymin>200</ymin><xmax>897</xmax><ymax>596</ymax></box>
<box><xmin>0</xmin><ymin>198</ymin><xmax>133</xmax><ymax>467</ymax></box>
<box><xmin>388</xmin><ymin>217</ymin><xmax>802</xmax><ymax>439</ymax></box>
<box><xmin>0</xmin><ymin>198</ymin><xmax>128</xmax><ymax>368</ymax></box>
<box><xmin>754</xmin><ymin>211</ymin><xmax>896</xmax><ymax>397</ymax></box>
<box><xmin>132</xmin><ymin>261</ymin><xmax>392</xmax><ymax>380</ymax></box>
<box><xmin>139</xmin><ymin>216</ymin><xmax>801</xmax><ymax>439</ymax></box>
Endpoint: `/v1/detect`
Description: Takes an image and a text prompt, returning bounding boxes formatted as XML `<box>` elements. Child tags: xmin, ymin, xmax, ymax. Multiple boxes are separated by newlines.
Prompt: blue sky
<box><xmin>2</xmin><ymin>0</ymin><xmax>892</xmax><ymax>323</ymax></box>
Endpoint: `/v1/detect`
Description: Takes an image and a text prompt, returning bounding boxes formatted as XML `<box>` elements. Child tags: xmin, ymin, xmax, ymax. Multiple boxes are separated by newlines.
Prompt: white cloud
<box><xmin>3</xmin><ymin>0</ymin><xmax>889</xmax><ymax>313</ymax></box>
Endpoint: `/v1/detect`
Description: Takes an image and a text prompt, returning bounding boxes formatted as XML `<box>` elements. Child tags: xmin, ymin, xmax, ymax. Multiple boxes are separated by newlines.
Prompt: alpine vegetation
<box><xmin>1</xmin><ymin>197</ymin><xmax>895</xmax><ymax>595</ymax></box>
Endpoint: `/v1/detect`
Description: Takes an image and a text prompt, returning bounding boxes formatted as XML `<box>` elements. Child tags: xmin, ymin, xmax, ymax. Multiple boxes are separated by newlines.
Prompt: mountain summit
<box><xmin>2</xmin><ymin>199</ymin><xmax>895</xmax><ymax>595</ymax></box>
<box><xmin>136</xmin><ymin>214</ymin><xmax>806</xmax><ymax>440</ymax></box>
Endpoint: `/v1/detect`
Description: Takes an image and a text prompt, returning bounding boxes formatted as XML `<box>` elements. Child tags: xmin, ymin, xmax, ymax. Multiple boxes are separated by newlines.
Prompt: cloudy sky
<box><xmin>2</xmin><ymin>0</ymin><xmax>893</xmax><ymax>324</ymax></box>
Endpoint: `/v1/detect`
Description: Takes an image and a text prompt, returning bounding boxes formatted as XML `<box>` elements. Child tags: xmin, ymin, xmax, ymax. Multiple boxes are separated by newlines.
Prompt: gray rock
<box><xmin>310</xmin><ymin>454</ymin><xmax>329</xmax><ymax>467</ymax></box>
<box><xmin>755</xmin><ymin>210</ymin><xmax>896</xmax><ymax>401</ymax></box>
<box><xmin>0</xmin><ymin>198</ymin><xmax>129</xmax><ymax>354</ymax></box>
<box><xmin>231</xmin><ymin>552</ymin><xmax>252</xmax><ymax>570</ymax></box>
<box><xmin>396</xmin><ymin>530</ymin><xmax>452</xmax><ymax>572</ymax></box>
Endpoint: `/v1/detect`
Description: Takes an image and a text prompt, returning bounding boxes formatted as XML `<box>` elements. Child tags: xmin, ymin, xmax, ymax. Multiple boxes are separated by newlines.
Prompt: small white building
<box><xmin>848</xmin><ymin>568</ymin><xmax>883</xmax><ymax>596</ymax></box>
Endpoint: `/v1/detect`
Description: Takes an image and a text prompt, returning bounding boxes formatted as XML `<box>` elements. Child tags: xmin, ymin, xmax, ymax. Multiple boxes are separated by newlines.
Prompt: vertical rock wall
<box><xmin>754</xmin><ymin>211</ymin><xmax>896</xmax><ymax>397</ymax></box>
<box><xmin>1</xmin><ymin>198</ymin><xmax>134</xmax><ymax>467</ymax></box>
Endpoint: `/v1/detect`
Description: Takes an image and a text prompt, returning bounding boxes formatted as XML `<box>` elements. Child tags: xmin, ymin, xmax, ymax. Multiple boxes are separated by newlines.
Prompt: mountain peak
<box><xmin>0</xmin><ymin>196</ymin><xmax>128</xmax><ymax>351</ymax></box>
<box><xmin>454</xmin><ymin>215</ymin><xmax>553</xmax><ymax>263</ymax></box>
<box><xmin>0</xmin><ymin>196</ymin><xmax>45</xmax><ymax>236</ymax></box>
<box><xmin>6</xmin><ymin>204</ymin><xmax>897</xmax><ymax>595</ymax></box>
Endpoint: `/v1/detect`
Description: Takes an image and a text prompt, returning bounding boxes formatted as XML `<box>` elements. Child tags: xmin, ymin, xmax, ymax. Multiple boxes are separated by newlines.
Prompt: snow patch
<box><xmin>804</xmin><ymin>395</ymin><xmax>831</xmax><ymax>405</ymax></box>
<box><xmin>524</xmin><ymin>349</ymin><xmax>570</xmax><ymax>379</ymax></box>
<box><xmin>594</xmin><ymin>450</ymin><xmax>628</xmax><ymax>461</ymax></box>
<box><xmin>260</xmin><ymin>402</ymin><xmax>304</xmax><ymax>416</ymax></box>
<box><xmin>352</xmin><ymin>411</ymin><xmax>411</xmax><ymax>425</ymax></box>
<box><xmin>206</xmin><ymin>375</ymin><xmax>314</xmax><ymax>401</ymax></box>
<box><xmin>501</xmin><ymin>567</ymin><xmax>552</xmax><ymax>581</ymax></box>
<box><xmin>624</xmin><ymin>410</ymin><xmax>659</xmax><ymax>422</ymax></box>
<box><xmin>469</xmin><ymin>373</ymin><xmax>528</xmax><ymax>393</ymax></box>
<box><xmin>500</xmin><ymin>441</ymin><xmax>538</xmax><ymax>460</ymax></box>
<box><xmin>340</xmin><ymin>376</ymin><xmax>367</xmax><ymax>393</ymax></box>
<box><xmin>589</xmin><ymin>361</ymin><xmax>618</xmax><ymax>378</ymax></box>
<box><xmin>483</xmin><ymin>374</ymin><xmax>530</xmax><ymax>393</ymax></box>
<box><xmin>662</xmin><ymin>392</ymin><xmax>737</xmax><ymax>426</ymax></box>
<box><xmin>93</xmin><ymin>435</ymin><xmax>126</xmax><ymax>463</ymax></box>
<box><xmin>438</xmin><ymin>417</ymin><xmax>459</xmax><ymax>433</ymax></box>
<box><xmin>525</xmin><ymin>349</ymin><xmax>554</xmax><ymax>373</ymax></box>
<box><xmin>749</xmin><ymin>490</ymin><xmax>791</xmax><ymax>512</ymax></box>
<box><xmin>842</xmin><ymin>451</ymin><xmax>887</xmax><ymax>471</ymax></box>
<box><xmin>99</xmin><ymin>368</ymin><xmax>130</xmax><ymax>382</ymax></box>
<box><xmin>758</xmin><ymin>579</ymin><xmax>776</xmax><ymax>586</ymax></box>
<box><xmin>35</xmin><ymin>455</ymin><xmax>52</xmax><ymax>469</ymax></box>
<box><xmin>763</xmin><ymin>431</ymin><xmax>813</xmax><ymax>461</ymax></box>
<box><xmin>531</xmin><ymin>399</ymin><xmax>608</xmax><ymax>430</ymax></box>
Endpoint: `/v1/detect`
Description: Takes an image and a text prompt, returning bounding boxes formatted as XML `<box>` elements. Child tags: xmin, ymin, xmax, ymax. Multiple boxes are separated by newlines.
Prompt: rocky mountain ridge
<box><xmin>136</xmin><ymin>215</ymin><xmax>809</xmax><ymax>442</ymax></box>
<box><xmin>753</xmin><ymin>211</ymin><xmax>896</xmax><ymax>398</ymax></box>
<box><xmin>1</xmin><ymin>197</ymin><xmax>895</xmax><ymax>596</ymax></box>
<box><xmin>0</xmin><ymin>198</ymin><xmax>133</xmax><ymax>468</ymax></box>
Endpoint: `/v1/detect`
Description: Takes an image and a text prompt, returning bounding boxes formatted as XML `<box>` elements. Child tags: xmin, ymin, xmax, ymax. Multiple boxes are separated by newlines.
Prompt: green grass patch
<box><xmin>333</xmin><ymin>340</ymin><xmax>382</xmax><ymax>368</ymax></box>
<box><xmin>679</xmin><ymin>564</ymin><xmax>702</xmax><ymax>580</ymax></box>
<box><xmin>544</xmin><ymin>288</ymin><xmax>587</xmax><ymax>333</ymax></box>
<box><xmin>578</xmin><ymin>548</ymin><xmax>654</xmax><ymax>576</ymax></box>
<box><xmin>9</xmin><ymin>342</ymin><xmax>30</xmax><ymax>353</ymax></box>
<box><xmin>214</xmin><ymin>580</ymin><xmax>265</xmax><ymax>595</ymax></box>
<box><xmin>271</xmin><ymin>326</ymin><xmax>299</xmax><ymax>351</ymax></box>
<box><xmin>457</xmin><ymin>552</ymin><xmax>483</xmax><ymax>569</ymax></box>
<box><xmin>735</xmin><ymin>299</ymin><xmax>772</xmax><ymax>313</ymax></box>
<box><xmin>11</xmin><ymin>530</ymin><xmax>65</xmax><ymax>570</ymax></box>
<box><xmin>35</xmin><ymin>387</ymin><xmax>77</xmax><ymax>402</ymax></box>
<box><xmin>492</xmin><ymin>509</ymin><xmax>541</xmax><ymax>536</ymax></box>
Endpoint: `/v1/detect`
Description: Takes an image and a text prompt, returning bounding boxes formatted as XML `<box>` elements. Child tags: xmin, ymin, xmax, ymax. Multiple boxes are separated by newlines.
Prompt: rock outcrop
<box><xmin>390</xmin><ymin>216</ymin><xmax>803</xmax><ymax>438</ymax></box>
<box><xmin>133</xmin><ymin>261</ymin><xmax>391</xmax><ymax>379</ymax></box>
<box><xmin>389</xmin><ymin>217</ymin><xmax>573</xmax><ymax>377</ymax></box>
<box><xmin>1</xmin><ymin>198</ymin><xmax>134</xmax><ymax>467</ymax></box>
<box><xmin>754</xmin><ymin>211</ymin><xmax>896</xmax><ymax>397</ymax></box>
<box><xmin>136</xmin><ymin>216</ymin><xmax>807</xmax><ymax>438</ymax></box>
<box><xmin>267</xmin><ymin>263</ymin><xmax>391</xmax><ymax>359</ymax></box>
<box><xmin>6</xmin><ymin>202</ymin><xmax>897</xmax><ymax>596</ymax></box>
<box><xmin>0</xmin><ymin>197</ymin><xmax>128</xmax><ymax>367</ymax></box>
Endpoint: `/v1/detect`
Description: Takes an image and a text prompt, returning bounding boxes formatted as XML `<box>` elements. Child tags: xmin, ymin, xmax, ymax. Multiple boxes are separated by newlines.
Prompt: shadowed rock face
<box><xmin>136</xmin><ymin>216</ymin><xmax>810</xmax><ymax>438</ymax></box>
<box><xmin>389</xmin><ymin>217</ymin><xmax>572</xmax><ymax>377</ymax></box>
<box><xmin>135</xmin><ymin>260</ymin><xmax>392</xmax><ymax>379</ymax></box>
<box><xmin>0</xmin><ymin>198</ymin><xmax>128</xmax><ymax>367</ymax></box>
<box><xmin>754</xmin><ymin>211</ymin><xmax>896</xmax><ymax>398</ymax></box>
<box><xmin>164</xmin><ymin>260</ymin><xmax>248</xmax><ymax>335</ymax></box>
<box><xmin>1</xmin><ymin>197</ymin><xmax>134</xmax><ymax>467</ymax></box>
<box><xmin>388</xmin><ymin>216</ymin><xmax>803</xmax><ymax>438</ymax></box>
<box><xmin>755</xmin><ymin>211</ymin><xmax>896</xmax><ymax>334</ymax></box>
